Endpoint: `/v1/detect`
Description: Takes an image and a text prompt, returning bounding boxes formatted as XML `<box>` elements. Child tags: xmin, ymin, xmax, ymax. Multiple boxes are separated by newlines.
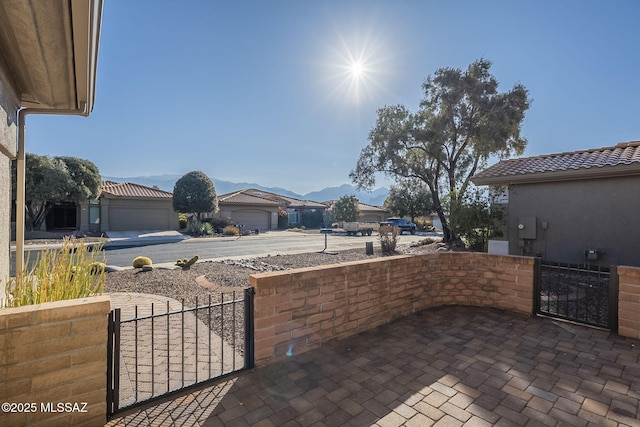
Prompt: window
<box><xmin>287</xmin><ymin>209</ymin><xmax>299</xmax><ymax>224</ymax></box>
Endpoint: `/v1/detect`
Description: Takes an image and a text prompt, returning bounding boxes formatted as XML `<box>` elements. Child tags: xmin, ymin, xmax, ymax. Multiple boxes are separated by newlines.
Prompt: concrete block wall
<box><xmin>250</xmin><ymin>252</ymin><xmax>535</xmax><ymax>366</ymax></box>
<box><xmin>0</xmin><ymin>296</ymin><xmax>110</xmax><ymax>427</ymax></box>
<box><xmin>618</xmin><ymin>266</ymin><xmax>640</xmax><ymax>339</ymax></box>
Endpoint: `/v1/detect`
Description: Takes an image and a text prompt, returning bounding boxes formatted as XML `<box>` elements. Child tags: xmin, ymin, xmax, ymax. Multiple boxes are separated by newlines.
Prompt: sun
<box><xmin>350</xmin><ymin>61</ymin><xmax>365</xmax><ymax>79</ymax></box>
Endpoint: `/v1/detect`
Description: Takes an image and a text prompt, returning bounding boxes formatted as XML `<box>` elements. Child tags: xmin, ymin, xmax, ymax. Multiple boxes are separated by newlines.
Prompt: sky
<box><xmin>25</xmin><ymin>0</ymin><xmax>640</xmax><ymax>195</ymax></box>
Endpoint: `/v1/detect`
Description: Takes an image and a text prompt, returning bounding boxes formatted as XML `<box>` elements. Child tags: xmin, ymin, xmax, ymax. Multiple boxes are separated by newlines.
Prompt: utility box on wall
<box><xmin>517</xmin><ymin>216</ymin><xmax>537</xmax><ymax>240</ymax></box>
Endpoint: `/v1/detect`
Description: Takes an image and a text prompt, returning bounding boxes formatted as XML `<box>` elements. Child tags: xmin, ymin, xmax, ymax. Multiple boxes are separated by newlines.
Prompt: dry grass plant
<box><xmin>4</xmin><ymin>238</ymin><xmax>106</xmax><ymax>308</ymax></box>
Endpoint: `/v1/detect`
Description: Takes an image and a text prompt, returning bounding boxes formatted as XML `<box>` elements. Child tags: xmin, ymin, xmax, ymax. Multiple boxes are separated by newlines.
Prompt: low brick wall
<box><xmin>618</xmin><ymin>266</ymin><xmax>640</xmax><ymax>339</ymax></box>
<box><xmin>249</xmin><ymin>252</ymin><xmax>534</xmax><ymax>366</ymax></box>
<box><xmin>0</xmin><ymin>296</ymin><xmax>110</xmax><ymax>427</ymax></box>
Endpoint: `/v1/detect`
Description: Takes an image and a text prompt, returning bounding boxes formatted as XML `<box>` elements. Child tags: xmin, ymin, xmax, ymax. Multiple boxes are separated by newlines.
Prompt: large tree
<box><xmin>383</xmin><ymin>179</ymin><xmax>433</xmax><ymax>221</ymax></box>
<box><xmin>11</xmin><ymin>154</ymin><xmax>102</xmax><ymax>230</ymax></box>
<box><xmin>172</xmin><ymin>171</ymin><xmax>218</xmax><ymax>220</ymax></box>
<box><xmin>332</xmin><ymin>195</ymin><xmax>359</xmax><ymax>222</ymax></box>
<box><xmin>350</xmin><ymin>59</ymin><xmax>529</xmax><ymax>243</ymax></box>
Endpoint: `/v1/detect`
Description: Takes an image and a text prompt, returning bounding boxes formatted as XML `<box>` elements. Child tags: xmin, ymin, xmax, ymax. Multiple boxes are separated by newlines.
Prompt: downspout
<box><xmin>15</xmin><ymin>103</ymin><xmax>88</xmax><ymax>275</ymax></box>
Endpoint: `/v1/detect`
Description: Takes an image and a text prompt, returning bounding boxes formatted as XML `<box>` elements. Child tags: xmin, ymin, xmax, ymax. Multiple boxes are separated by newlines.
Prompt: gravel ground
<box><xmin>104</xmin><ymin>241</ymin><xmax>445</xmax><ymax>306</ymax></box>
<box><xmin>104</xmin><ymin>240</ymin><xmax>445</xmax><ymax>355</ymax></box>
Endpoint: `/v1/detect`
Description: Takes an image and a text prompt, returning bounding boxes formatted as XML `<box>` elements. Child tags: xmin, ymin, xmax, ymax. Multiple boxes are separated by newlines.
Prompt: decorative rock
<box><xmin>141</xmin><ymin>265</ymin><xmax>154</xmax><ymax>272</ymax></box>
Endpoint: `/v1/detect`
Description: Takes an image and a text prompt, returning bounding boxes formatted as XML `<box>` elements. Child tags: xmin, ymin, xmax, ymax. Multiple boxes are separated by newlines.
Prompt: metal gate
<box><xmin>107</xmin><ymin>288</ymin><xmax>255</xmax><ymax>417</ymax></box>
<box><xmin>534</xmin><ymin>259</ymin><xmax>618</xmax><ymax>331</ymax></box>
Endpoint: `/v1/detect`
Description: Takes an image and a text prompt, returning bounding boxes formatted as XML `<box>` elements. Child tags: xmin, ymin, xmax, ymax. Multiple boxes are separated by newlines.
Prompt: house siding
<box><xmin>500</xmin><ymin>176</ymin><xmax>640</xmax><ymax>266</ymax></box>
<box><xmin>0</xmin><ymin>65</ymin><xmax>19</xmax><ymax>290</ymax></box>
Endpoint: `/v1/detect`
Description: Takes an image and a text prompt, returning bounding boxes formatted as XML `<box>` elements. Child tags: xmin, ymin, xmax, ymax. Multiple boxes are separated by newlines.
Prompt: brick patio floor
<box><xmin>106</xmin><ymin>306</ymin><xmax>640</xmax><ymax>426</ymax></box>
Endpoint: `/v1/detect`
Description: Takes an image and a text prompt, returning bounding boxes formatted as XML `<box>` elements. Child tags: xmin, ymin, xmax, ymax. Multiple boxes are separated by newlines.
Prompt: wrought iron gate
<box><xmin>534</xmin><ymin>259</ymin><xmax>618</xmax><ymax>331</ymax></box>
<box><xmin>107</xmin><ymin>288</ymin><xmax>255</xmax><ymax>417</ymax></box>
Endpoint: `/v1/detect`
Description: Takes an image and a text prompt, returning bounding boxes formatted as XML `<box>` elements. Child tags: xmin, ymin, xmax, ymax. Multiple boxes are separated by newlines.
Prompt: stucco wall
<box><xmin>502</xmin><ymin>177</ymin><xmax>640</xmax><ymax>266</ymax></box>
<box><xmin>0</xmin><ymin>66</ymin><xmax>19</xmax><ymax>288</ymax></box>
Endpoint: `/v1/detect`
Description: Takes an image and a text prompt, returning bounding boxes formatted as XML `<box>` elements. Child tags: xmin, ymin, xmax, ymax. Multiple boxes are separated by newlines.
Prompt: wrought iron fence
<box><xmin>534</xmin><ymin>259</ymin><xmax>618</xmax><ymax>330</ymax></box>
<box><xmin>107</xmin><ymin>287</ymin><xmax>254</xmax><ymax>417</ymax></box>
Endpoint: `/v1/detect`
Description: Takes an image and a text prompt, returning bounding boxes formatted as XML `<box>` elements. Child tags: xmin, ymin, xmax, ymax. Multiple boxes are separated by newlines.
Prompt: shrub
<box><xmin>132</xmin><ymin>256</ymin><xmax>153</xmax><ymax>268</ymax></box>
<box><xmin>242</xmin><ymin>230</ymin><xmax>251</xmax><ymax>236</ymax></box>
<box><xmin>379</xmin><ymin>225</ymin><xmax>399</xmax><ymax>254</ymax></box>
<box><xmin>301</xmin><ymin>210</ymin><xmax>324</xmax><ymax>228</ymax></box>
<box><xmin>204</xmin><ymin>217</ymin><xmax>234</xmax><ymax>233</ymax></box>
<box><xmin>4</xmin><ymin>238</ymin><xmax>106</xmax><ymax>308</ymax></box>
<box><xmin>223</xmin><ymin>225</ymin><xmax>239</xmax><ymax>236</ymax></box>
<box><xmin>201</xmin><ymin>222</ymin><xmax>214</xmax><ymax>236</ymax></box>
<box><xmin>178</xmin><ymin>213</ymin><xmax>188</xmax><ymax>229</ymax></box>
<box><xmin>278</xmin><ymin>207</ymin><xmax>288</xmax><ymax>230</ymax></box>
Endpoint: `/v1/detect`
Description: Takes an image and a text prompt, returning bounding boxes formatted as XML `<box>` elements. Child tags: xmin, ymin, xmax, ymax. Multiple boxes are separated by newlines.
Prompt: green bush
<box><xmin>223</xmin><ymin>225</ymin><xmax>239</xmax><ymax>236</ymax></box>
<box><xmin>5</xmin><ymin>238</ymin><xmax>106</xmax><ymax>308</ymax></box>
<box><xmin>379</xmin><ymin>225</ymin><xmax>399</xmax><ymax>254</ymax></box>
<box><xmin>204</xmin><ymin>217</ymin><xmax>234</xmax><ymax>233</ymax></box>
<box><xmin>132</xmin><ymin>256</ymin><xmax>153</xmax><ymax>268</ymax></box>
<box><xmin>178</xmin><ymin>213</ymin><xmax>188</xmax><ymax>229</ymax></box>
<box><xmin>201</xmin><ymin>222</ymin><xmax>214</xmax><ymax>236</ymax></box>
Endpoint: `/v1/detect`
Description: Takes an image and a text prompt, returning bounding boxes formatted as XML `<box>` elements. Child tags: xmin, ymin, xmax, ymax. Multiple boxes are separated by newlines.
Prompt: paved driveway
<box><xmin>106</xmin><ymin>306</ymin><xmax>640</xmax><ymax>426</ymax></box>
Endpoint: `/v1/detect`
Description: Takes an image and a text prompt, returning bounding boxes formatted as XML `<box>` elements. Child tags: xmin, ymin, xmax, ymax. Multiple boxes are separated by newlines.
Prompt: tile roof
<box><xmin>472</xmin><ymin>141</ymin><xmax>640</xmax><ymax>185</ymax></box>
<box><xmin>218</xmin><ymin>188</ymin><xmax>325</xmax><ymax>208</ymax></box>
<box><xmin>218</xmin><ymin>190</ymin><xmax>281</xmax><ymax>206</ymax></box>
<box><xmin>101</xmin><ymin>181</ymin><xmax>173</xmax><ymax>199</ymax></box>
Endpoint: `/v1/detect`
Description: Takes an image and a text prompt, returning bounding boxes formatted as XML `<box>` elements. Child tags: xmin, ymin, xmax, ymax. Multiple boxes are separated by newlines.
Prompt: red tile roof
<box><xmin>218</xmin><ymin>190</ymin><xmax>281</xmax><ymax>206</ymax></box>
<box><xmin>218</xmin><ymin>188</ymin><xmax>325</xmax><ymax>208</ymax></box>
<box><xmin>101</xmin><ymin>181</ymin><xmax>173</xmax><ymax>199</ymax></box>
<box><xmin>472</xmin><ymin>141</ymin><xmax>640</xmax><ymax>185</ymax></box>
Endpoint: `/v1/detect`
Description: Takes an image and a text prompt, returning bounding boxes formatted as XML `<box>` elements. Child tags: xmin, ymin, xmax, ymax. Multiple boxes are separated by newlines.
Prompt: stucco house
<box><xmin>0</xmin><ymin>1</ymin><xmax>102</xmax><ymax>276</ymax></box>
<box><xmin>84</xmin><ymin>181</ymin><xmax>178</xmax><ymax>232</ymax></box>
<box><xmin>471</xmin><ymin>141</ymin><xmax>640</xmax><ymax>267</ymax></box>
<box><xmin>216</xmin><ymin>188</ymin><xmax>328</xmax><ymax>231</ymax></box>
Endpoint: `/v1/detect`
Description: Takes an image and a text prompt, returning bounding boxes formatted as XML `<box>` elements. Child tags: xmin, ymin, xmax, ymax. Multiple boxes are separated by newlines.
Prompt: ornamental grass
<box><xmin>3</xmin><ymin>237</ymin><xmax>106</xmax><ymax>308</ymax></box>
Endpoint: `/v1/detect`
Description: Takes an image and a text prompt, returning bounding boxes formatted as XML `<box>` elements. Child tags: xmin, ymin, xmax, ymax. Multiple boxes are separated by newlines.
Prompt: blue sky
<box><xmin>26</xmin><ymin>0</ymin><xmax>640</xmax><ymax>194</ymax></box>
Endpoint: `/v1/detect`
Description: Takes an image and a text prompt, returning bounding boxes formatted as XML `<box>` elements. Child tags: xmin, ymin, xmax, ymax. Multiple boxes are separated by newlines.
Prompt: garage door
<box><xmin>109</xmin><ymin>208</ymin><xmax>170</xmax><ymax>231</ymax></box>
<box><xmin>233</xmin><ymin>211</ymin><xmax>269</xmax><ymax>231</ymax></box>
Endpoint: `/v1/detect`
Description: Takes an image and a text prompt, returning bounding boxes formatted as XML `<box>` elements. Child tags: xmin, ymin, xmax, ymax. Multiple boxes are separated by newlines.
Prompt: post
<box><xmin>365</xmin><ymin>241</ymin><xmax>374</xmax><ymax>255</ymax></box>
<box><xmin>244</xmin><ymin>287</ymin><xmax>255</xmax><ymax>369</ymax></box>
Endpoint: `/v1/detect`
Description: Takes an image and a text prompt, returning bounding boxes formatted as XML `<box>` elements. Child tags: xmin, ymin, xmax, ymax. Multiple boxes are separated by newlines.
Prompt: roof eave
<box><xmin>472</xmin><ymin>164</ymin><xmax>640</xmax><ymax>186</ymax></box>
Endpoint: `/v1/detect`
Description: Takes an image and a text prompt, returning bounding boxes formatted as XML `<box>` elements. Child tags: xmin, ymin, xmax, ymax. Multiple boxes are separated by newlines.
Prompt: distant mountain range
<box><xmin>102</xmin><ymin>174</ymin><xmax>389</xmax><ymax>206</ymax></box>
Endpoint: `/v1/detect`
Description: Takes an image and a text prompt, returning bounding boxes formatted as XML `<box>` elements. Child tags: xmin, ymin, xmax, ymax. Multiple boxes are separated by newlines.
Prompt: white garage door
<box><xmin>109</xmin><ymin>208</ymin><xmax>170</xmax><ymax>231</ymax></box>
<box><xmin>233</xmin><ymin>211</ymin><xmax>269</xmax><ymax>231</ymax></box>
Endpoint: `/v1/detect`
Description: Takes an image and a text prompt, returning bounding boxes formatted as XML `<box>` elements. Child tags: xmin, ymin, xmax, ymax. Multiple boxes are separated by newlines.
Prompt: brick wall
<box><xmin>618</xmin><ymin>266</ymin><xmax>640</xmax><ymax>339</ymax></box>
<box><xmin>249</xmin><ymin>252</ymin><xmax>534</xmax><ymax>366</ymax></box>
<box><xmin>0</xmin><ymin>296</ymin><xmax>110</xmax><ymax>427</ymax></box>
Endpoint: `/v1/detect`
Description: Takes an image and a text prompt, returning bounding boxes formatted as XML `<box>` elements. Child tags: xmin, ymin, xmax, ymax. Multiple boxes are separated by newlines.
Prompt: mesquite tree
<box><xmin>350</xmin><ymin>59</ymin><xmax>529</xmax><ymax>243</ymax></box>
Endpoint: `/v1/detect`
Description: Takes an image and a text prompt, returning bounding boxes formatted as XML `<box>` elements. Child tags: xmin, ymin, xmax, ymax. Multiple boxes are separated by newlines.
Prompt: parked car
<box><xmin>379</xmin><ymin>218</ymin><xmax>417</xmax><ymax>235</ymax></box>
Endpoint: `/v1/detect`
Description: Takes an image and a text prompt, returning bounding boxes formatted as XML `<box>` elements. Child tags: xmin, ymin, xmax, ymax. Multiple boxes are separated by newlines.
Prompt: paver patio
<box><xmin>106</xmin><ymin>305</ymin><xmax>640</xmax><ymax>426</ymax></box>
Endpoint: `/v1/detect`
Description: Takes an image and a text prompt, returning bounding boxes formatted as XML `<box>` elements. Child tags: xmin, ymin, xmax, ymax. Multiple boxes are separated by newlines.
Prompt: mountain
<box><xmin>102</xmin><ymin>175</ymin><xmax>388</xmax><ymax>206</ymax></box>
<box><xmin>304</xmin><ymin>184</ymin><xmax>388</xmax><ymax>206</ymax></box>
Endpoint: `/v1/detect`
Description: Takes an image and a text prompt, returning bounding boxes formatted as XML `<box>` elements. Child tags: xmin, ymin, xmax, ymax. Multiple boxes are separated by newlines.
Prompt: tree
<box><xmin>172</xmin><ymin>171</ymin><xmax>218</xmax><ymax>220</ymax></box>
<box><xmin>449</xmin><ymin>189</ymin><xmax>504</xmax><ymax>251</ymax></box>
<box><xmin>333</xmin><ymin>195</ymin><xmax>359</xmax><ymax>222</ymax></box>
<box><xmin>383</xmin><ymin>179</ymin><xmax>433</xmax><ymax>221</ymax></box>
<box><xmin>350</xmin><ymin>59</ymin><xmax>529</xmax><ymax>243</ymax></box>
<box><xmin>12</xmin><ymin>154</ymin><xmax>102</xmax><ymax>231</ymax></box>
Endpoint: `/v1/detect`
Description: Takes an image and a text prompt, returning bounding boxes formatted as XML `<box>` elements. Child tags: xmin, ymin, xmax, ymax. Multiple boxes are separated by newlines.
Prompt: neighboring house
<box><xmin>356</xmin><ymin>202</ymin><xmax>389</xmax><ymax>223</ymax></box>
<box><xmin>323</xmin><ymin>200</ymin><xmax>390</xmax><ymax>223</ymax></box>
<box><xmin>79</xmin><ymin>181</ymin><xmax>178</xmax><ymax>232</ymax></box>
<box><xmin>216</xmin><ymin>189</ymin><xmax>281</xmax><ymax>231</ymax></box>
<box><xmin>0</xmin><ymin>1</ymin><xmax>102</xmax><ymax>276</ymax></box>
<box><xmin>216</xmin><ymin>188</ymin><xmax>328</xmax><ymax>230</ymax></box>
<box><xmin>471</xmin><ymin>141</ymin><xmax>640</xmax><ymax>267</ymax></box>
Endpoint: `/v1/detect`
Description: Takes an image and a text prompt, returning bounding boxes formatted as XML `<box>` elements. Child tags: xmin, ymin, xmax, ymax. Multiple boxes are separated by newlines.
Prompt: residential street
<box><xmin>101</xmin><ymin>231</ymin><xmax>431</xmax><ymax>267</ymax></box>
<box><xmin>11</xmin><ymin>231</ymin><xmax>437</xmax><ymax>271</ymax></box>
